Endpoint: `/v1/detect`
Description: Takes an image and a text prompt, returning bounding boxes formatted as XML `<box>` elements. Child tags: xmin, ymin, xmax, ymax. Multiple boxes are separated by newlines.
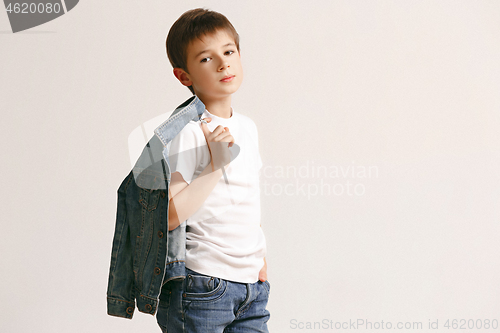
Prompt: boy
<box><xmin>158</xmin><ymin>8</ymin><xmax>270</xmax><ymax>333</ymax></box>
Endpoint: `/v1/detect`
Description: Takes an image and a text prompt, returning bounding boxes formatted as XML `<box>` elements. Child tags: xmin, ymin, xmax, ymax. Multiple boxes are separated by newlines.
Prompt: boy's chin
<box><xmin>196</xmin><ymin>88</ymin><xmax>241</xmax><ymax>98</ymax></box>
<box><xmin>224</xmin><ymin>83</ymin><xmax>242</xmax><ymax>95</ymax></box>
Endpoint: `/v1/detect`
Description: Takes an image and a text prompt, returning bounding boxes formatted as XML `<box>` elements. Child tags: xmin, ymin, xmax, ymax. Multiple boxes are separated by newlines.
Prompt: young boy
<box><xmin>157</xmin><ymin>8</ymin><xmax>270</xmax><ymax>333</ymax></box>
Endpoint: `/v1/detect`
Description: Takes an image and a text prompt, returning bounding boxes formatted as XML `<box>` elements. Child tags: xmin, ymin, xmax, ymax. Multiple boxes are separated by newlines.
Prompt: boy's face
<box><xmin>176</xmin><ymin>29</ymin><xmax>243</xmax><ymax>100</ymax></box>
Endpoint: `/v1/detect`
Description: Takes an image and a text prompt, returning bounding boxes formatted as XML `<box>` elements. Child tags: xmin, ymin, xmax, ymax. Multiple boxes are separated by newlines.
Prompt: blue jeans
<box><xmin>156</xmin><ymin>267</ymin><xmax>271</xmax><ymax>332</ymax></box>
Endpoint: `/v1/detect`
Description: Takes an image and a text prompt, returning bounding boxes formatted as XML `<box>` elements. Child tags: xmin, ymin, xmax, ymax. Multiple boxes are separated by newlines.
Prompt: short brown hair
<box><xmin>166</xmin><ymin>8</ymin><xmax>240</xmax><ymax>94</ymax></box>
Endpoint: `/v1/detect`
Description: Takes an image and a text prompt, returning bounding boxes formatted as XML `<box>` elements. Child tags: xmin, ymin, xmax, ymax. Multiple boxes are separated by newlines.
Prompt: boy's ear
<box><xmin>173</xmin><ymin>68</ymin><xmax>192</xmax><ymax>87</ymax></box>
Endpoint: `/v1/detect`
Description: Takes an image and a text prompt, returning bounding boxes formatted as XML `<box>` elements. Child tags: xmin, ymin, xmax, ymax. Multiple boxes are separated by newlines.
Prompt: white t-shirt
<box><xmin>167</xmin><ymin>107</ymin><xmax>266</xmax><ymax>283</ymax></box>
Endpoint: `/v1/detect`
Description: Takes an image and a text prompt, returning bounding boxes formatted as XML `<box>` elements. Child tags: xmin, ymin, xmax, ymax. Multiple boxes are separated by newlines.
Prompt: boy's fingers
<box><xmin>200</xmin><ymin>119</ymin><xmax>235</xmax><ymax>148</ymax></box>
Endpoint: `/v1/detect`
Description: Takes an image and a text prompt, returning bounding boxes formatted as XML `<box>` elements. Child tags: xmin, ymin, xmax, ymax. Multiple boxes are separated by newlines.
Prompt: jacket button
<box><xmin>145</xmin><ymin>304</ymin><xmax>152</xmax><ymax>311</ymax></box>
<box><xmin>157</xmin><ymin>231</ymin><xmax>164</xmax><ymax>238</ymax></box>
<box><xmin>154</xmin><ymin>267</ymin><xmax>161</xmax><ymax>275</ymax></box>
<box><xmin>160</xmin><ymin>191</ymin><xmax>166</xmax><ymax>198</ymax></box>
<box><xmin>126</xmin><ymin>307</ymin><xmax>134</xmax><ymax>314</ymax></box>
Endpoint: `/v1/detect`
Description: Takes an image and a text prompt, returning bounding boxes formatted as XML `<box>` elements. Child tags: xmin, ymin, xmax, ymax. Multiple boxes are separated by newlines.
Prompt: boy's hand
<box><xmin>259</xmin><ymin>257</ymin><xmax>267</xmax><ymax>282</ymax></box>
<box><xmin>200</xmin><ymin>117</ymin><xmax>235</xmax><ymax>171</ymax></box>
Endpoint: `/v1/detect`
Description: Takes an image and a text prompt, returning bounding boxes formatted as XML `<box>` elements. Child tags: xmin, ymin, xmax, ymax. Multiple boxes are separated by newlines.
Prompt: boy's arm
<box><xmin>258</xmin><ymin>223</ymin><xmax>267</xmax><ymax>282</ymax></box>
<box><xmin>259</xmin><ymin>256</ymin><xmax>267</xmax><ymax>282</ymax></box>
<box><xmin>168</xmin><ymin>164</ymin><xmax>224</xmax><ymax>231</ymax></box>
<box><xmin>168</xmin><ymin>118</ymin><xmax>233</xmax><ymax>231</ymax></box>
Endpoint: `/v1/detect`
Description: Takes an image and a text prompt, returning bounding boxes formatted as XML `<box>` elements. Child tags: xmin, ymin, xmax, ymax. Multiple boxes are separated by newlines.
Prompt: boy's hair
<box><xmin>166</xmin><ymin>8</ymin><xmax>240</xmax><ymax>95</ymax></box>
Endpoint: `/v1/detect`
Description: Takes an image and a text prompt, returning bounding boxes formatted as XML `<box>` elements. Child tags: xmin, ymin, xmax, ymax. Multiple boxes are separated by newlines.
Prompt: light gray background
<box><xmin>1</xmin><ymin>1</ymin><xmax>499</xmax><ymax>332</ymax></box>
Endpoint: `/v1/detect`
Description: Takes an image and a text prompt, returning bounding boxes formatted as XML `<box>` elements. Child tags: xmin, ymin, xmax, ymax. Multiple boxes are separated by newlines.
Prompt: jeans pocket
<box><xmin>263</xmin><ymin>280</ymin><xmax>271</xmax><ymax>295</ymax></box>
<box><xmin>183</xmin><ymin>270</ymin><xmax>226</xmax><ymax>301</ymax></box>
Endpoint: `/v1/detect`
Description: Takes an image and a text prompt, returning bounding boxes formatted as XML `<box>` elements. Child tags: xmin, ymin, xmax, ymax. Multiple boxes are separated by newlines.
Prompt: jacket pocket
<box><xmin>138</xmin><ymin>188</ymin><xmax>161</xmax><ymax>211</ymax></box>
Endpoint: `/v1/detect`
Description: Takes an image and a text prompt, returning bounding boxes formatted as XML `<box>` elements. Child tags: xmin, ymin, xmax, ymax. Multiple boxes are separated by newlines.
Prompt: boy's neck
<box><xmin>197</xmin><ymin>95</ymin><xmax>233</xmax><ymax>119</ymax></box>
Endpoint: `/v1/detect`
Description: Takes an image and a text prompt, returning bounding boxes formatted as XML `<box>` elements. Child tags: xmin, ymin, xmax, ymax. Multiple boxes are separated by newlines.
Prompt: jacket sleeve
<box><xmin>106</xmin><ymin>171</ymin><xmax>137</xmax><ymax>319</ymax></box>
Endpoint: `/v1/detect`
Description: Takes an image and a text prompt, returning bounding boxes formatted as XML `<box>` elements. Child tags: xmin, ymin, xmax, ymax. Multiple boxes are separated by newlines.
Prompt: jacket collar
<box><xmin>132</xmin><ymin>95</ymin><xmax>205</xmax><ymax>191</ymax></box>
<box><xmin>154</xmin><ymin>95</ymin><xmax>206</xmax><ymax>146</ymax></box>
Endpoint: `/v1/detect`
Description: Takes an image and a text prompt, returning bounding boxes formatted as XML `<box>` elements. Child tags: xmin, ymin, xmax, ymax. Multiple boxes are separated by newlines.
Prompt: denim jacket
<box><xmin>106</xmin><ymin>96</ymin><xmax>206</xmax><ymax>319</ymax></box>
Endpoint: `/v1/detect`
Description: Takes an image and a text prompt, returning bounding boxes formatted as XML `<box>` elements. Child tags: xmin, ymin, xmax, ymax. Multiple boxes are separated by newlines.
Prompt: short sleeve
<box><xmin>167</xmin><ymin>125</ymin><xmax>205</xmax><ymax>185</ymax></box>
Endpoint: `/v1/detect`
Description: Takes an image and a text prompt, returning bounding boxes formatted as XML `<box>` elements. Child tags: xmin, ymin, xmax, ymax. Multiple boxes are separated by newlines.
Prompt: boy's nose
<box><xmin>218</xmin><ymin>63</ymin><xmax>230</xmax><ymax>71</ymax></box>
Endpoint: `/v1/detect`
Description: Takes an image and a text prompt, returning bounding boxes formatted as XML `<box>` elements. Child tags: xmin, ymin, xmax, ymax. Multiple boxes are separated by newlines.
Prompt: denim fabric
<box><xmin>157</xmin><ymin>267</ymin><xmax>270</xmax><ymax>333</ymax></box>
<box><xmin>107</xmin><ymin>96</ymin><xmax>207</xmax><ymax>319</ymax></box>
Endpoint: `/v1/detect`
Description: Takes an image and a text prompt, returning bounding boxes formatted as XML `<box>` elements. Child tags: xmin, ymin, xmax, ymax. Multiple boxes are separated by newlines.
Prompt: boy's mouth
<box><xmin>220</xmin><ymin>75</ymin><xmax>235</xmax><ymax>82</ymax></box>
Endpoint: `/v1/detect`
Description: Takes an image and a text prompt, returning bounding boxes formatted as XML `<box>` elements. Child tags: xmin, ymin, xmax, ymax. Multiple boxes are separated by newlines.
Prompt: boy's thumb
<box><xmin>199</xmin><ymin>118</ymin><xmax>211</xmax><ymax>138</ymax></box>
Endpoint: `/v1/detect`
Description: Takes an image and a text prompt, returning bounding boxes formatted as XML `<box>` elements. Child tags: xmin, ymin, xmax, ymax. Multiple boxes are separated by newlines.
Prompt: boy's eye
<box><xmin>200</xmin><ymin>50</ymin><xmax>234</xmax><ymax>63</ymax></box>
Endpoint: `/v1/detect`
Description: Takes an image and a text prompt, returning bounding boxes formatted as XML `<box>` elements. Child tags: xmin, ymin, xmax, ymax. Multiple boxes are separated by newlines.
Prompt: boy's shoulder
<box><xmin>234</xmin><ymin>110</ymin><xmax>256</xmax><ymax>125</ymax></box>
<box><xmin>234</xmin><ymin>110</ymin><xmax>259</xmax><ymax>137</ymax></box>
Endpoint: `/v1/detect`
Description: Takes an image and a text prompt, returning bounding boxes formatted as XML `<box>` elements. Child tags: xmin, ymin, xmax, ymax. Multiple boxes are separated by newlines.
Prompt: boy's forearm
<box><xmin>168</xmin><ymin>162</ymin><xmax>225</xmax><ymax>231</ymax></box>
